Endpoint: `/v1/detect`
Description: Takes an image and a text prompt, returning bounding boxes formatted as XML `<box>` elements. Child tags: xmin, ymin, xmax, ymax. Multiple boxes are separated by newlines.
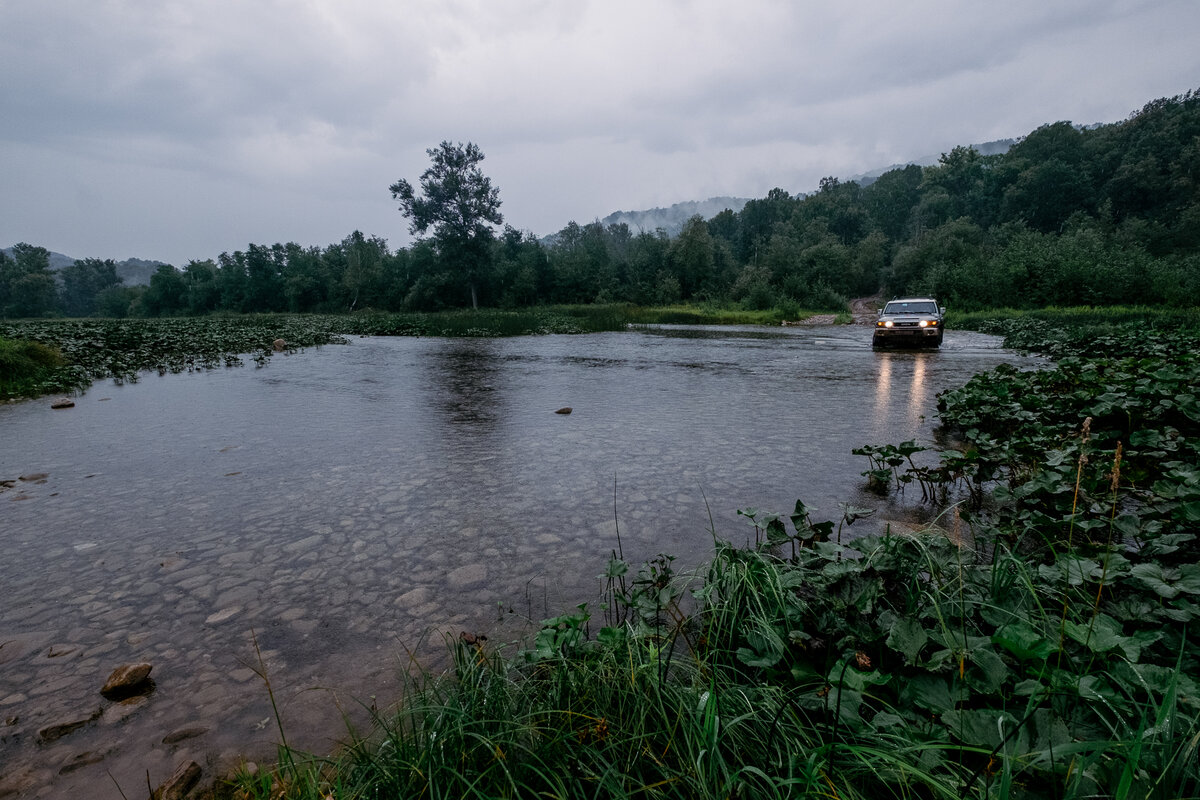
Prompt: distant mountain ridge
<box><xmin>1</xmin><ymin>246</ymin><xmax>164</xmax><ymax>286</ymax></box>
<box><xmin>598</xmin><ymin>197</ymin><xmax>753</xmax><ymax>237</ymax></box>
<box><xmin>847</xmin><ymin>137</ymin><xmax>1017</xmax><ymax>186</ymax></box>
<box><xmin>588</xmin><ymin>139</ymin><xmax>1020</xmax><ymax>235</ymax></box>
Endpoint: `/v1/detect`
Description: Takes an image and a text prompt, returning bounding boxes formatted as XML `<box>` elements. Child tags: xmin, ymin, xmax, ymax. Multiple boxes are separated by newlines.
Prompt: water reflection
<box><xmin>871</xmin><ymin>350</ymin><xmax>934</xmax><ymax>440</ymax></box>
<box><xmin>422</xmin><ymin>339</ymin><xmax>506</xmax><ymax>428</ymax></box>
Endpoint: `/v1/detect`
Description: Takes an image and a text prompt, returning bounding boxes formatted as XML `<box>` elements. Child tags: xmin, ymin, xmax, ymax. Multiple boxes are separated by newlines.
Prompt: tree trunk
<box><xmin>470</xmin><ymin>281</ymin><xmax>479</xmax><ymax>310</ymax></box>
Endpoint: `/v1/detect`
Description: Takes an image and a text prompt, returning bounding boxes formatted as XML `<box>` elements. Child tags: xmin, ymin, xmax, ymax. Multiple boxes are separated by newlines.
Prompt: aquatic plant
<box><xmin>232</xmin><ymin>487</ymin><xmax>1200</xmax><ymax>799</ymax></box>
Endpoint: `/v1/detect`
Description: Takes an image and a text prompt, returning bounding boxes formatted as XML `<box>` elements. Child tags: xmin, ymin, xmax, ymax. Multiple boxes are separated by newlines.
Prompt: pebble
<box><xmin>204</xmin><ymin>606</ymin><xmax>241</xmax><ymax>625</ymax></box>
<box><xmin>162</xmin><ymin>726</ymin><xmax>208</xmax><ymax>745</ymax></box>
<box><xmin>38</xmin><ymin>709</ymin><xmax>102</xmax><ymax>743</ymax></box>
<box><xmin>447</xmin><ymin>564</ymin><xmax>488</xmax><ymax>588</ymax></box>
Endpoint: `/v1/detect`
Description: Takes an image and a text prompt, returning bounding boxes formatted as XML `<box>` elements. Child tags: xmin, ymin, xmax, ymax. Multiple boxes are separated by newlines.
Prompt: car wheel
<box><xmin>872</xmin><ymin>334</ymin><xmax>885</xmax><ymax>348</ymax></box>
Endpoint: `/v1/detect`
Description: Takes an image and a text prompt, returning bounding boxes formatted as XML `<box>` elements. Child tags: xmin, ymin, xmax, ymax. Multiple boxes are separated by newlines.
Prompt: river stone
<box><xmin>101</xmin><ymin>695</ymin><xmax>148</xmax><ymax>725</ymax></box>
<box><xmin>100</xmin><ymin>662</ymin><xmax>153</xmax><ymax>700</ymax></box>
<box><xmin>396</xmin><ymin>586</ymin><xmax>431</xmax><ymax>607</ymax></box>
<box><xmin>153</xmin><ymin>759</ymin><xmax>201</xmax><ymax>800</ymax></box>
<box><xmin>447</xmin><ymin>563</ymin><xmax>487</xmax><ymax>588</ymax></box>
<box><xmin>162</xmin><ymin>725</ymin><xmax>208</xmax><ymax>745</ymax></box>
<box><xmin>51</xmin><ymin>398</ymin><xmax>75</xmax><ymax>409</ymax></box>
<box><xmin>204</xmin><ymin>606</ymin><xmax>241</xmax><ymax>625</ymax></box>
<box><xmin>38</xmin><ymin>709</ymin><xmax>102</xmax><ymax>743</ymax></box>
<box><xmin>554</xmin><ymin>407</ymin><xmax>572</xmax><ymax>414</ymax></box>
<box><xmin>0</xmin><ymin>767</ymin><xmax>42</xmax><ymax>798</ymax></box>
<box><xmin>58</xmin><ymin>749</ymin><xmax>108</xmax><ymax>775</ymax></box>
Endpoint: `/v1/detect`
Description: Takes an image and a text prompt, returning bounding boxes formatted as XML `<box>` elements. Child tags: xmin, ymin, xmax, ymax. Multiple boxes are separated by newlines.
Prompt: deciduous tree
<box><xmin>390</xmin><ymin>141</ymin><xmax>503</xmax><ymax>309</ymax></box>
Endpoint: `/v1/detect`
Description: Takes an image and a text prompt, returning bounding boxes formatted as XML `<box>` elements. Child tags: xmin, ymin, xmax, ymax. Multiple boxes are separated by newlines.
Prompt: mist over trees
<box><xmin>4</xmin><ymin>89</ymin><xmax>1199</xmax><ymax>319</ymax></box>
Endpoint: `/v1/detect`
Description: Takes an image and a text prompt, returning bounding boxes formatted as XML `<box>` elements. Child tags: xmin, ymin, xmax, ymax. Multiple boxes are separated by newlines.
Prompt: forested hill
<box><xmin>3</xmin><ymin>89</ymin><xmax>1199</xmax><ymax>318</ymax></box>
<box><xmin>531</xmin><ymin>91</ymin><xmax>1199</xmax><ymax>313</ymax></box>
<box><xmin>0</xmin><ymin>247</ymin><xmax>163</xmax><ymax>286</ymax></box>
<box><xmin>849</xmin><ymin>137</ymin><xmax>1017</xmax><ymax>186</ymax></box>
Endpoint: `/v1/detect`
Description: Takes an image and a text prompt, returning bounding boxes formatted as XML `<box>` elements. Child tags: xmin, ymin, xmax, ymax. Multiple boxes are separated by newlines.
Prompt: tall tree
<box><xmin>390</xmin><ymin>141</ymin><xmax>503</xmax><ymax>309</ymax></box>
<box><xmin>1</xmin><ymin>243</ymin><xmax>58</xmax><ymax>318</ymax></box>
<box><xmin>142</xmin><ymin>264</ymin><xmax>186</xmax><ymax>316</ymax></box>
<box><xmin>60</xmin><ymin>258</ymin><xmax>121</xmax><ymax>317</ymax></box>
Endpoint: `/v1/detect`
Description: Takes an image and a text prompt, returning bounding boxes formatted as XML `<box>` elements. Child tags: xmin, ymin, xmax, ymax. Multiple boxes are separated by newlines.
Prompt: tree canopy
<box><xmin>390</xmin><ymin>141</ymin><xmax>503</xmax><ymax>309</ymax></box>
<box><xmin>6</xmin><ymin>88</ymin><xmax>1200</xmax><ymax>318</ymax></box>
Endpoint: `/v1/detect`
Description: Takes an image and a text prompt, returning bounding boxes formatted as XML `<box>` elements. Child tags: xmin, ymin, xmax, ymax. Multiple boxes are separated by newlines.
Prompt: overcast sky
<box><xmin>2</xmin><ymin>1</ymin><xmax>1198</xmax><ymax>266</ymax></box>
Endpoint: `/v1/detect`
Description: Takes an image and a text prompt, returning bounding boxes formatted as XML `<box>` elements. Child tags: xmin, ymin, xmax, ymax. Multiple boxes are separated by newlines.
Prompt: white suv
<box><xmin>873</xmin><ymin>297</ymin><xmax>945</xmax><ymax>347</ymax></box>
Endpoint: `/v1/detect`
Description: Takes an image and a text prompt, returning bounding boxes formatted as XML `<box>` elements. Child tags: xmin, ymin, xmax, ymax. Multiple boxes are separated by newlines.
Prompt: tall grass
<box><xmin>0</xmin><ymin>336</ymin><xmax>80</xmax><ymax>399</ymax></box>
<box><xmin>232</xmin><ymin>494</ymin><xmax>1200</xmax><ymax>799</ymax></box>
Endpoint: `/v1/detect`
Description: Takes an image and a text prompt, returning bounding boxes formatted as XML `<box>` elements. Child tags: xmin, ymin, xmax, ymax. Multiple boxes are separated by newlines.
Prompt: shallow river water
<box><xmin>0</xmin><ymin>324</ymin><xmax>1040</xmax><ymax>797</ymax></box>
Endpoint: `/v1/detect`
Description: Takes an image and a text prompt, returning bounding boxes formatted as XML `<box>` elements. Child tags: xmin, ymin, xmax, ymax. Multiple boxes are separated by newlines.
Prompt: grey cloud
<box><xmin>2</xmin><ymin>0</ymin><xmax>1199</xmax><ymax>265</ymax></box>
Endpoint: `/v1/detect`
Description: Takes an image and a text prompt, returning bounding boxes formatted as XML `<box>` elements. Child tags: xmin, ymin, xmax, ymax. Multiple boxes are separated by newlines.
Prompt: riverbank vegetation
<box><xmin>5</xmin><ymin>90</ymin><xmax>1199</xmax><ymax>321</ymax></box>
<box><xmin>0</xmin><ymin>304</ymin><xmax>829</xmax><ymax>400</ymax></box>
<box><xmin>225</xmin><ymin>318</ymin><xmax>1199</xmax><ymax>799</ymax></box>
<box><xmin>0</xmin><ymin>336</ymin><xmax>70</xmax><ymax>398</ymax></box>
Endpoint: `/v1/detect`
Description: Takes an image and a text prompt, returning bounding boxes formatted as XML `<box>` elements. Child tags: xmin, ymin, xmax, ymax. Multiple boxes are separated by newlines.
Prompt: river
<box><xmin>0</xmin><ymin>324</ymin><xmax>1039</xmax><ymax>797</ymax></box>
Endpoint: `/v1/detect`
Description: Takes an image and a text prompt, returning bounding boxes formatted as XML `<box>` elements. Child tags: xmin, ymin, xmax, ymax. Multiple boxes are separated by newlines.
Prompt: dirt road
<box><xmin>781</xmin><ymin>294</ymin><xmax>881</xmax><ymax>326</ymax></box>
<box><xmin>849</xmin><ymin>293</ymin><xmax>882</xmax><ymax>324</ymax></box>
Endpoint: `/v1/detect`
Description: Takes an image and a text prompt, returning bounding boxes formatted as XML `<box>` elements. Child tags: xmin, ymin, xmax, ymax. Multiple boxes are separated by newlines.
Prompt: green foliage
<box><xmin>9</xmin><ymin>88</ymin><xmax>1200</xmax><ymax>319</ymax></box>
<box><xmin>238</xmin><ymin>506</ymin><xmax>1200</xmax><ymax>799</ymax></box>
<box><xmin>390</xmin><ymin>141</ymin><xmax>504</xmax><ymax>310</ymax></box>
<box><xmin>0</xmin><ymin>243</ymin><xmax>58</xmax><ymax>318</ymax></box>
<box><xmin>0</xmin><ymin>307</ymin><xmax>694</xmax><ymax>399</ymax></box>
<box><xmin>0</xmin><ymin>336</ymin><xmax>73</xmax><ymax>398</ymax></box>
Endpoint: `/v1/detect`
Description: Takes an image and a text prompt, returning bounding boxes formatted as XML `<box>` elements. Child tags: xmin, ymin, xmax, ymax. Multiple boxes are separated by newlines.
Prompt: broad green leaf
<box><xmin>1131</xmin><ymin>563</ymin><xmax>1181</xmax><ymax>598</ymax></box>
<box><xmin>871</xmin><ymin>711</ymin><xmax>906</xmax><ymax>730</ymax></box>
<box><xmin>901</xmin><ymin>675</ymin><xmax>963</xmax><ymax>714</ymax></box>
<box><xmin>1179</xmin><ymin>501</ymin><xmax>1200</xmax><ymax>523</ymax></box>
<box><xmin>886</xmin><ymin>616</ymin><xmax>928</xmax><ymax>664</ymax></box>
<box><xmin>942</xmin><ymin>709</ymin><xmax>1018</xmax><ymax>749</ymax></box>
<box><xmin>1063</xmin><ymin>614</ymin><xmax>1127</xmax><ymax>654</ymax></box>
<box><xmin>993</xmin><ymin>622</ymin><xmax>1056</xmax><ymax>661</ymax></box>
<box><xmin>968</xmin><ymin>647</ymin><xmax>1010</xmax><ymax>694</ymax></box>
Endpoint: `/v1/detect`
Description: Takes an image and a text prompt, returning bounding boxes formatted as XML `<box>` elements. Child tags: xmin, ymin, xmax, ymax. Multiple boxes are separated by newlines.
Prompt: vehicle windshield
<box><xmin>883</xmin><ymin>301</ymin><xmax>938</xmax><ymax>315</ymax></box>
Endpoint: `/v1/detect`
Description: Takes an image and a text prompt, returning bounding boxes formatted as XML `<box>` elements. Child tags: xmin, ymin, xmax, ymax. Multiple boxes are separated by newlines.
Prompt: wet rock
<box><xmin>152</xmin><ymin>759</ymin><xmax>201</xmax><ymax>800</ymax></box>
<box><xmin>396</xmin><ymin>586</ymin><xmax>431</xmax><ymax>607</ymax></box>
<box><xmin>51</xmin><ymin>398</ymin><xmax>75</xmax><ymax>409</ymax></box>
<box><xmin>0</xmin><ymin>766</ymin><xmax>43</xmax><ymax>798</ymax></box>
<box><xmin>37</xmin><ymin>709</ymin><xmax>102</xmax><ymax>743</ymax></box>
<box><xmin>58</xmin><ymin>749</ymin><xmax>108</xmax><ymax>775</ymax></box>
<box><xmin>18</xmin><ymin>473</ymin><xmax>48</xmax><ymax>483</ymax></box>
<box><xmin>447</xmin><ymin>563</ymin><xmax>487</xmax><ymax>588</ymax></box>
<box><xmin>554</xmin><ymin>407</ymin><xmax>572</xmax><ymax>414</ymax></box>
<box><xmin>203</xmin><ymin>606</ymin><xmax>241</xmax><ymax>625</ymax></box>
<box><xmin>101</xmin><ymin>695</ymin><xmax>148</xmax><ymax>725</ymax></box>
<box><xmin>162</xmin><ymin>725</ymin><xmax>208</xmax><ymax>745</ymax></box>
<box><xmin>100</xmin><ymin>662</ymin><xmax>154</xmax><ymax>700</ymax></box>
<box><xmin>40</xmin><ymin>644</ymin><xmax>80</xmax><ymax>661</ymax></box>
<box><xmin>272</xmin><ymin>338</ymin><xmax>286</xmax><ymax>351</ymax></box>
